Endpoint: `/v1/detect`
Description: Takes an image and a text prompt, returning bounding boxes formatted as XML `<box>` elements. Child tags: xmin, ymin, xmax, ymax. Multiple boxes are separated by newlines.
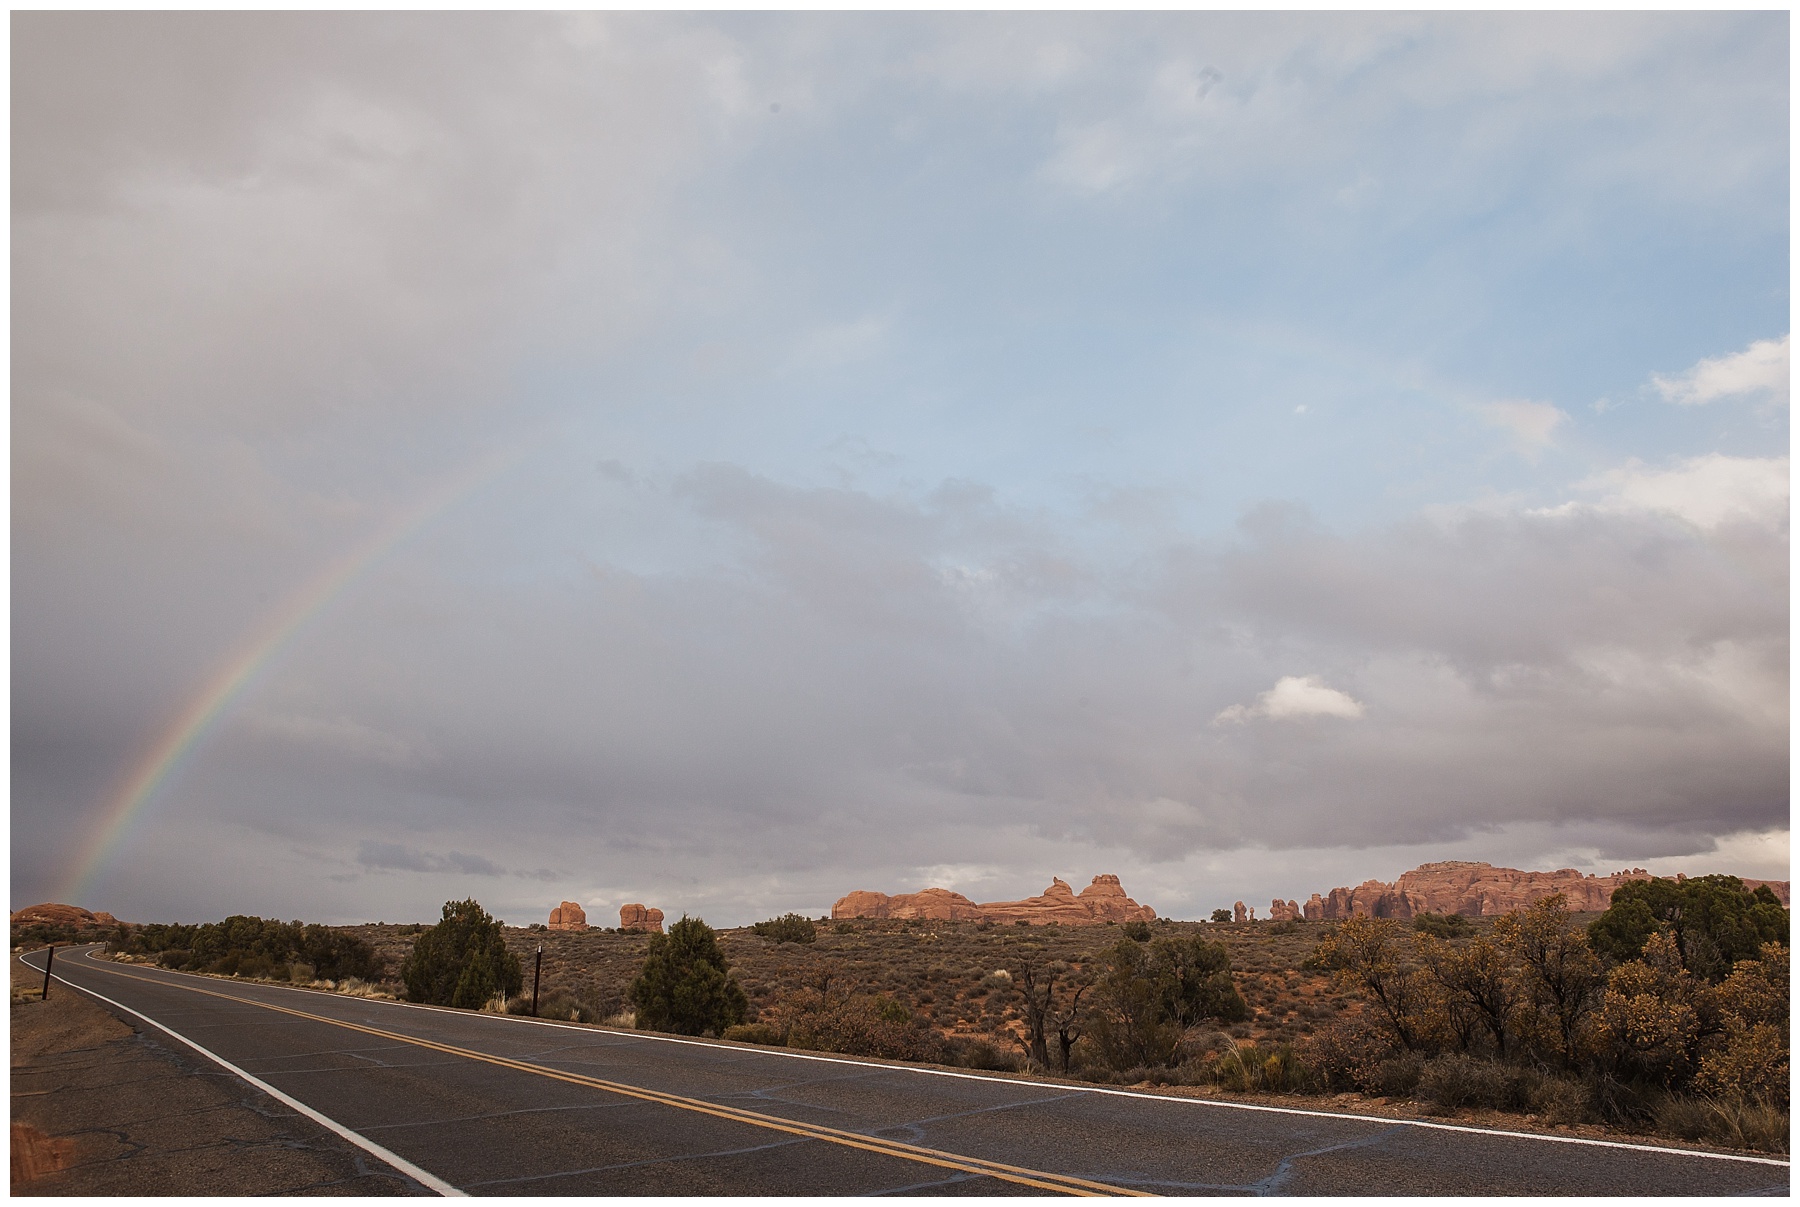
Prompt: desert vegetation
<box><xmin>401</xmin><ymin>898</ymin><xmax>523</xmax><ymax>1008</ymax></box>
<box><xmin>628</xmin><ymin>916</ymin><xmax>748</xmax><ymax>1036</ymax></box>
<box><xmin>105</xmin><ymin>915</ymin><xmax>381</xmax><ymax>984</ymax></box>
<box><xmin>63</xmin><ymin>874</ymin><xmax>1785</xmax><ymax>1154</ymax></box>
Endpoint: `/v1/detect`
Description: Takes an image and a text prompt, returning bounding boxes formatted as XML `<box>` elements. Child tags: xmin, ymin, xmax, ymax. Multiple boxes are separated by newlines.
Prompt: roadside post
<box><xmin>41</xmin><ymin>945</ymin><xmax>55</xmax><ymax>1000</ymax></box>
<box><xmin>531</xmin><ymin>945</ymin><xmax>543</xmax><ymax>1017</ymax></box>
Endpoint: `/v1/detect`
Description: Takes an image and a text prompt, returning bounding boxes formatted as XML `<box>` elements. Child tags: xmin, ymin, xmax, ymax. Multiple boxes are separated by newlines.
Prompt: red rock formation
<box><xmin>1303</xmin><ymin>894</ymin><xmax>1325</xmax><ymax>921</ymax></box>
<box><xmin>619</xmin><ymin>904</ymin><xmax>664</xmax><ymax>933</ymax></box>
<box><xmin>1743</xmin><ymin>879</ymin><xmax>1791</xmax><ymax>905</ymax></box>
<box><xmin>1307</xmin><ymin>861</ymin><xmax>1792</xmax><ymax>920</ymax></box>
<box><xmin>832</xmin><ymin>875</ymin><xmax>1155</xmax><ymax>926</ymax></box>
<box><xmin>829</xmin><ymin>887</ymin><xmax>987</xmax><ymax>922</ymax></box>
<box><xmin>1232</xmin><ymin>901</ymin><xmax>1247</xmax><ymax>924</ymax></box>
<box><xmin>1269</xmin><ymin>899</ymin><xmax>1301</xmax><ymax>922</ymax></box>
<box><xmin>10</xmin><ymin>904</ymin><xmax>124</xmax><ymax>929</ymax></box>
<box><xmin>547</xmin><ymin>901</ymin><xmax>588</xmax><ymax>931</ymax></box>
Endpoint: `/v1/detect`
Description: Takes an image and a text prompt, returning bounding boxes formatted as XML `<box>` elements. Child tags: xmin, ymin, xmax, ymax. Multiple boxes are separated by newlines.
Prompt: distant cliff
<box><xmin>1271</xmin><ymin>861</ymin><xmax>1790</xmax><ymax>921</ymax></box>
<box><xmin>833</xmin><ymin>874</ymin><xmax>1156</xmax><ymax>926</ymax></box>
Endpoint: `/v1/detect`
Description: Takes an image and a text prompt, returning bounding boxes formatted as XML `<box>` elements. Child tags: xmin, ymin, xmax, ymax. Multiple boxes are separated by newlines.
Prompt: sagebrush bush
<box><xmin>1417</xmin><ymin>1054</ymin><xmax>1536</xmax><ymax>1114</ymax></box>
<box><xmin>752</xmin><ymin>914</ymin><xmax>818</xmax><ymax>945</ymax></box>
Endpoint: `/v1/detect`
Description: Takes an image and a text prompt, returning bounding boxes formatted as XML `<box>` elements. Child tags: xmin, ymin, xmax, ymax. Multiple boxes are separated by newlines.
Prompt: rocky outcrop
<box><xmin>1303</xmin><ymin>894</ymin><xmax>1326</xmax><ymax>921</ymax></box>
<box><xmin>832</xmin><ymin>875</ymin><xmax>1156</xmax><ymax>926</ymax></box>
<box><xmin>619</xmin><ymin>904</ymin><xmax>664</xmax><ymax>932</ymax></box>
<box><xmin>1233</xmin><ymin>901</ymin><xmax>1247</xmax><ymax>924</ymax></box>
<box><xmin>547</xmin><ymin>901</ymin><xmax>587</xmax><ymax>931</ymax></box>
<box><xmin>1305</xmin><ymin>862</ymin><xmax>1792</xmax><ymax>920</ymax></box>
<box><xmin>1269</xmin><ymin>899</ymin><xmax>1301</xmax><ymax>922</ymax></box>
<box><xmin>10</xmin><ymin>904</ymin><xmax>124</xmax><ymax>929</ymax></box>
<box><xmin>830</xmin><ymin>887</ymin><xmax>988</xmax><ymax>922</ymax></box>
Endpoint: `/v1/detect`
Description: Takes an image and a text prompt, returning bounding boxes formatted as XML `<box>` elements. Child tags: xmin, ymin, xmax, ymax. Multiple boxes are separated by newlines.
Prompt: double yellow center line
<box><xmin>91</xmin><ymin>963</ymin><xmax>1151</xmax><ymax>1196</ymax></box>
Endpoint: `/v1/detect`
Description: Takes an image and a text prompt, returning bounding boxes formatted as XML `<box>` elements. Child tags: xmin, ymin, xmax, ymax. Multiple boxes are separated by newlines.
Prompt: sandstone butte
<box><xmin>619</xmin><ymin>904</ymin><xmax>665</xmax><ymax>933</ymax></box>
<box><xmin>1282</xmin><ymin>861</ymin><xmax>1791</xmax><ymax>921</ymax></box>
<box><xmin>831</xmin><ymin>874</ymin><xmax>1156</xmax><ymax>926</ymax></box>
<box><xmin>10</xmin><ymin>904</ymin><xmax>123</xmax><ymax>929</ymax></box>
<box><xmin>546</xmin><ymin>901</ymin><xmax>588</xmax><ymax>931</ymax></box>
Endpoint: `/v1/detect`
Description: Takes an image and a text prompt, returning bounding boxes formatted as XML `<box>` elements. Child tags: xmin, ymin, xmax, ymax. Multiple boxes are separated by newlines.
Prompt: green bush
<box><xmin>1589</xmin><ymin>875</ymin><xmax>1788</xmax><ymax>982</ymax></box>
<box><xmin>752</xmin><ymin>914</ymin><xmax>818</xmax><ymax>944</ymax></box>
<box><xmin>1122</xmin><ymin>920</ymin><xmax>1152</xmax><ymax>942</ymax></box>
<box><xmin>119</xmin><ymin>916</ymin><xmax>380</xmax><ymax>982</ymax></box>
<box><xmin>401</xmin><ymin>899</ymin><xmax>523</xmax><ymax>1009</ymax></box>
<box><xmin>1210</xmin><ymin>909</ymin><xmax>1233</xmax><ymax>923</ymax></box>
<box><xmin>722</xmin><ymin>1022</ymin><xmax>785</xmax><ymax>1046</ymax></box>
<box><xmin>629</xmin><ymin>916</ymin><xmax>749</xmax><ymax>1037</ymax></box>
<box><xmin>1411</xmin><ymin>912</ymin><xmax>1472</xmax><ymax>939</ymax></box>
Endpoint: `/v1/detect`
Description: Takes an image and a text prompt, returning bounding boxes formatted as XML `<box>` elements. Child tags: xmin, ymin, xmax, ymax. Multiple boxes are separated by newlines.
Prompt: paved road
<box><xmin>23</xmin><ymin>946</ymin><xmax>1789</xmax><ymax>1196</ymax></box>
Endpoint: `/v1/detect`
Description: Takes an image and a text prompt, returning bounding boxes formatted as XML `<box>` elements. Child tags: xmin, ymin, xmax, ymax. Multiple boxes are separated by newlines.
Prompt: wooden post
<box><xmin>41</xmin><ymin>945</ymin><xmax>55</xmax><ymax>1000</ymax></box>
<box><xmin>531</xmin><ymin>945</ymin><xmax>543</xmax><ymax>1018</ymax></box>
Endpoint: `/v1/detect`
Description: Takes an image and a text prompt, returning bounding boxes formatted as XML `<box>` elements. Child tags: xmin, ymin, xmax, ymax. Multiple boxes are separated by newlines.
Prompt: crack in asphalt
<box><xmin>870</xmin><ymin>1169</ymin><xmax>989</xmax><ymax>1195</ymax></box>
<box><xmin>457</xmin><ymin>1135</ymin><xmax>813</xmax><ymax>1189</ymax></box>
<box><xmin>1105</xmin><ymin>1123</ymin><xmax>1411</xmax><ymax>1195</ymax></box>
<box><xmin>361</xmin><ymin>1100</ymin><xmax>636</xmax><ymax>1134</ymax></box>
<box><xmin>869</xmin><ymin>1090</ymin><xmax>1090</xmax><ymax>1145</ymax></box>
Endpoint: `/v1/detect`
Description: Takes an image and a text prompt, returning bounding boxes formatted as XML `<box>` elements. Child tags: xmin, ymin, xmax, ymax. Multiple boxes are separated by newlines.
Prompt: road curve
<box><xmin>21</xmin><ymin>946</ymin><xmax>1789</xmax><ymax>1196</ymax></box>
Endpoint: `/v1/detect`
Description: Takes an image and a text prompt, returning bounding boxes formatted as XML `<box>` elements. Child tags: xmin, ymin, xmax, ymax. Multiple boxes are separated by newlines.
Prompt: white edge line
<box><xmin>72</xmin><ymin>947</ymin><xmax>1792</xmax><ymax>1171</ymax></box>
<box><xmin>21</xmin><ymin>950</ymin><xmax>465</xmax><ymax>1197</ymax></box>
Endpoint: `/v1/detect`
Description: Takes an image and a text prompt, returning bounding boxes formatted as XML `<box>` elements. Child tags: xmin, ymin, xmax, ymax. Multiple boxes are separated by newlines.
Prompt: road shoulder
<box><xmin>10</xmin><ymin>952</ymin><xmax>430</xmax><ymax>1196</ymax></box>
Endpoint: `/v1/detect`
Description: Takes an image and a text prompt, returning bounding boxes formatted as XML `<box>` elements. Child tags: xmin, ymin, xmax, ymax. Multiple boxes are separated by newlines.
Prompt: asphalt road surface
<box><xmin>22</xmin><ymin>946</ymin><xmax>1789</xmax><ymax>1196</ymax></box>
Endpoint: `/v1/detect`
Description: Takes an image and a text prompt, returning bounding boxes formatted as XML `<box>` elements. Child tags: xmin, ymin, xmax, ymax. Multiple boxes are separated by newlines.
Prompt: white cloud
<box><xmin>1652</xmin><ymin>335</ymin><xmax>1789</xmax><ymax>407</ymax></box>
<box><xmin>1215</xmin><ymin>675</ymin><xmax>1366</xmax><ymax>724</ymax></box>
<box><xmin>1477</xmin><ymin>399</ymin><xmax>1568</xmax><ymax>457</ymax></box>
<box><xmin>1571</xmin><ymin>454</ymin><xmax>1788</xmax><ymax>530</ymax></box>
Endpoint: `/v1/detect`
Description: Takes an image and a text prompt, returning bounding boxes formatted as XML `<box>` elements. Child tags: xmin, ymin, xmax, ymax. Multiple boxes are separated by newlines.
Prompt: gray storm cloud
<box><xmin>12</xmin><ymin>12</ymin><xmax>1787</xmax><ymax>924</ymax></box>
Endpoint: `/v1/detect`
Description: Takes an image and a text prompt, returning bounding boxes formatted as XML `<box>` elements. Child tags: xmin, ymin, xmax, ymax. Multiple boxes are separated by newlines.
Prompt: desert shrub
<box><xmin>1209</xmin><ymin>1042</ymin><xmax>1315</xmax><ymax>1093</ymax></box>
<box><xmin>402</xmin><ymin>899</ymin><xmax>524</xmax><ymax>1010</ymax></box>
<box><xmin>1210</xmin><ymin>909</ymin><xmax>1233</xmax><ymax>923</ymax></box>
<box><xmin>773</xmin><ymin>985</ymin><xmax>943</xmax><ymax>1061</ymax></box>
<box><xmin>1417</xmin><ymin>935</ymin><xmax>1519</xmax><ymax>1058</ymax></box>
<box><xmin>722</xmin><ymin>1022</ymin><xmax>785</xmax><ymax>1045</ymax></box>
<box><xmin>1309</xmin><ymin>918</ymin><xmax>1437</xmax><ymax>1051</ymax></box>
<box><xmin>1529</xmin><ymin>1073</ymin><xmax>1593</xmax><ymax>1126</ymax></box>
<box><xmin>1643</xmin><ymin>1089</ymin><xmax>1787</xmax><ymax>1151</ymax></box>
<box><xmin>119</xmin><ymin>916</ymin><xmax>379</xmax><ymax>983</ymax></box>
<box><xmin>515</xmin><ymin>991</ymin><xmax>596</xmax><ymax>1023</ymax></box>
<box><xmin>158</xmin><ymin>949</ymin><xmax>193</xmax><ymax>970</ymax></box>
<box><xmin>1416</xmin><ymin>1054</ymin><xmax>1536</xmax><ymax>1113</ymax></box>
<box><xmin>1596</xmin><ymin>931</ymin><xmax>1711</xmax><ymax>1088</ymax></box>
<box><xmin>834</xmin><ymin>922</ymin><xmax>856</xmax><ymax>935</ymax></box>
<box><xmin>945</xmin><ymin>1036</ymin><xmax>1024</xmax><ymax>1072</ymax></box>
<box><xmin>629</xmin><ymin>916</ymin><xmax>749</xmax><ymax>1037</ymax></box>
<box><xmin>290</xmin><ymin>962</ymin><xmax>316</xmax><ymax>985</ymax></box>
<box><xmin>752</xmin><ymin>914</ymin><xmax>818</xmax><ymax>945</ymax></box>
<box><xmin>1494</xmin><ymin>895</ymin><xmax>1606</xmax><ymax>1068</ymax></box>
<box><xmin>1296</xmin><ymin>1022</ymin><xmax>1393</xmax><ymax>1092</ymax></box>
<box><xmin>1123</xmin><ymin>920</ymin><xmax>1152</xmax><ymax>942</ymax></box>
<box><xmin>1369</xmin><ymin>1052</ymin><xmax>1426</xmax><ymax>1098</ymax></box>
<box><xmin>1589</xmin><ymin>875</ymin><xmax>1787</xmax><ymax>982</ymax></box>
<box><xmin>1412</xmin><ymin>912</ymin><xmax>1471</xmax><ymax>939</ymax></box>
<box><xmin>1693</xmin><ymin>1095</ymin><xmax>1790</xmax><ymax>1153</ymax></box>
<box><xmin>1086</xmin><ymin>933</ymin><xmax>1251</xmax><ymax>1072</ymax></box>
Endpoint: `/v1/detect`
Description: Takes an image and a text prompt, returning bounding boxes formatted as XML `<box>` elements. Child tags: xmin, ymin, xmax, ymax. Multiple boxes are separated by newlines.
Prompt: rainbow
<box><xmin>61</xmin><ymin>444</ymin><xmax>531</xmax><ymax>903</ymax></box>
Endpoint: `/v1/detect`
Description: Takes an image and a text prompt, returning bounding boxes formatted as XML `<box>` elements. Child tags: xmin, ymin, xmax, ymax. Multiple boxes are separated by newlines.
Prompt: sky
<box><xmin>12</xmin><ymin>12</ymin><xmax>1790</xmax><ymax>927</ymax></box>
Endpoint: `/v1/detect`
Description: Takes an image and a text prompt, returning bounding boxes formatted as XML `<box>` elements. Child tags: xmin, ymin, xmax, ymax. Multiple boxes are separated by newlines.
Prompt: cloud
<box><xmin>1652</xmin><ymin>335</ymin><xmax>1789</xmax><ymax>407</ymax></box>
<box><xmin>1565</xmin><ymin>454</ymin><xmax>1788</xmax><ymax>530</ymax></box>
<box><xmin>8</xmin><ymin>14</ymin><xmax>1786</xmax><ymax>927</ymax></box>
<box><xmin>1215</xmin><ymin>675</ymin><xmax>1366</xmax><ymax>724</ymax></box>
<box><xmin>1477</xmin><ymin>400</ymin><xmax>1568</xmax><ymax>457</ymax></box>
<box><xmin>354</xmin><ymin>841</ymin><xmax>518</xmax><ymax>879</ymax></box>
